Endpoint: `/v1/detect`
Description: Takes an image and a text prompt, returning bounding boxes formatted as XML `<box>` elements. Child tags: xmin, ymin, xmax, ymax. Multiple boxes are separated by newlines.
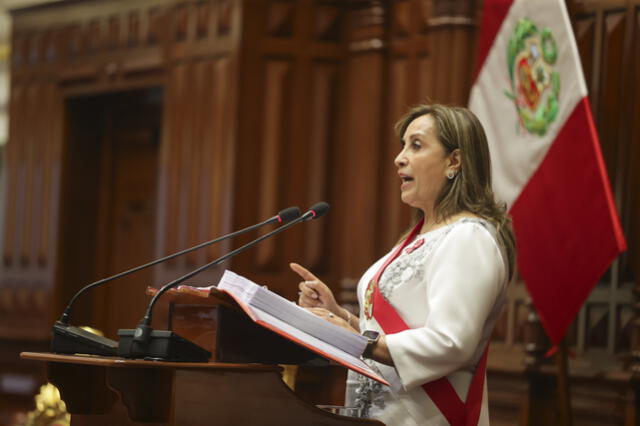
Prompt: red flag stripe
<box><xmin>509</xmin><ymin>97</ymin><xmax>626</xmax><ymax>344</ymax></box>
<box><xmin>473</xmin><ymin>0</ymin><xmax>513</xmax><ymax>83</ymax></box>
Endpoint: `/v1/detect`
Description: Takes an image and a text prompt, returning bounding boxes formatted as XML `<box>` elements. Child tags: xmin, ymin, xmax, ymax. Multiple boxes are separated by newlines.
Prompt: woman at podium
<box><xmin>292</xmin><ymin>104</ymin><xmax>516</xmax><ymax>426</ymax></box>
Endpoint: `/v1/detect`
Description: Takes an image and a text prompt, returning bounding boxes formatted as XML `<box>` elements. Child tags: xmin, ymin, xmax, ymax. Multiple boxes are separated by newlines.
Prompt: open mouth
<box><xmin>401</xmin><ymin>176</ymin><xmax>414</xmax><ymax>183</ymax></box>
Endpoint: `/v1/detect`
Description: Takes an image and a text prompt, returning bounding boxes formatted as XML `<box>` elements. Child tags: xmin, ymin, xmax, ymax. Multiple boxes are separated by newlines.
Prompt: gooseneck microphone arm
<box><xmin>133</xmin><ymin>202</ymin><xmax>330</xmax><ymax>343</ymax></box>
<box><xmin>58</xmin><ymin>206</ymin><xmax>300</xmax><ymax>325</ymax></box>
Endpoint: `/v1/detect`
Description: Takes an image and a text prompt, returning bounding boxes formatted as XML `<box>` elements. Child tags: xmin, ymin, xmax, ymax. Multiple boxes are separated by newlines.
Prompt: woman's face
<box><xmin>394</xmin><ymin>114</ymin><xmax>452</xmax><ymax>212</ymax></box>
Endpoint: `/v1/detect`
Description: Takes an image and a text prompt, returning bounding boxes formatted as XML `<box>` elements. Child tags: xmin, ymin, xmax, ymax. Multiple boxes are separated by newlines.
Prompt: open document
<box><xmin>216</xmin><ymin>270</ymin><xmax>389</xmax><ymax>385</ymax></box>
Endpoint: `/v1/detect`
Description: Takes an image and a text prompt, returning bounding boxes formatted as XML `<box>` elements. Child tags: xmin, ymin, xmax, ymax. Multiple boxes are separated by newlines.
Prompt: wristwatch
<box><xmin>361</xmin><ymin>330</ymin><xmax>380</xmax><ymax>358</ymax></box>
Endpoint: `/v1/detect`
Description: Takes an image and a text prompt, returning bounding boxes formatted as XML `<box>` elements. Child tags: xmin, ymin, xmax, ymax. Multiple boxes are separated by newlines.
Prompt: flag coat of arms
<box><xmin>469</xmin><ymin>0</ymin><xmax>626</xmax><ymax>345</ymax></box>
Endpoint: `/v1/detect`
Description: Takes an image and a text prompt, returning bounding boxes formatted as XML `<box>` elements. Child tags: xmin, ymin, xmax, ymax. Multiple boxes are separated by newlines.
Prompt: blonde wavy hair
<box><xmin>395</xmin><ymin>104</ymin><xmax>516</xmax><ymax>279</ymax></box>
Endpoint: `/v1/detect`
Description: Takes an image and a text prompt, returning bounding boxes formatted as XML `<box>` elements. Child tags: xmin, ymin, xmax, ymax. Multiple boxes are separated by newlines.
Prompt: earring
<box><xmin>446</xmin><ymin>170</ymin><xmax>456</xmax><ymax>180</ymax></box>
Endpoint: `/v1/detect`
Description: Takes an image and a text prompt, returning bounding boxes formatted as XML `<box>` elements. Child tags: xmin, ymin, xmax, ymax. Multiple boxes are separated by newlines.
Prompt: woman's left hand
<box><xmin>306</xmin><ymin>307</ymin><xmax>359</xmax><ymax>334</ymax></box>
<box><xmin>306</xmin><ymin>307</ymin><xmax>393</xmax><ymax>365</ymax></box>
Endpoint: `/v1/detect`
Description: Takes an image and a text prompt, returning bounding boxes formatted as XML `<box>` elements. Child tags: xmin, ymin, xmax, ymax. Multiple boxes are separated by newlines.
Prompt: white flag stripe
<box><xmin>469</xmin><ymin>0</ymin><xmax>588</xmax><ymax>208</ymax></box>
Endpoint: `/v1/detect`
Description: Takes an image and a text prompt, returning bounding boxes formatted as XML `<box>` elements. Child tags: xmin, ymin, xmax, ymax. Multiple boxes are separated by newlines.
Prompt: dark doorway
<box><xmin>58</xmin><ymin>88</ymin><xmax>162</xmax><ymax>339</ymax></box>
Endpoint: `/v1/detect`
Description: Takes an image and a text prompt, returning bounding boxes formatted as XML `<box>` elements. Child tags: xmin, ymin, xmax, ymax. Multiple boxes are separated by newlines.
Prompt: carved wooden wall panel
<box><xmin>0</xmin><ymin>80</ymin><xmax>62</xmax><ymax>340</ymax></box>
<box><xmin>10</xmin><ymin>2</ymin><xmax>175</xmax><ymax>93</ymax></box>
<box><xmin>155</xmin><ymin>0</ymin><xmax>240</xmax><ymax>286</ymax></box>
<box><xmin>255</xmin><ymin>59</ymin><xmax>292</xmax><ymax>268</ymax></box>
<box><xmin>232</xmin><ymin>0</ymin><xmax>345</xmax><ymax>301</ymax></box>
<box><xmin>306</xmin><ymin>63</ymin><xmax>337</xmax><ymax>267</ymax></box>
<box><xmin>0</xmin><ymin>4</ymin><xmax>242</xmax><ymax>416</ymax></box>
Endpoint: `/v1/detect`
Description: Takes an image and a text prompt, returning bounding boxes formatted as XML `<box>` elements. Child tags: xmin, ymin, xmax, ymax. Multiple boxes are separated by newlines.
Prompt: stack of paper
<box><xmin>217</xmin><ymin>270</ymin><xmax>387</xmax><ymax>385</ymax></box>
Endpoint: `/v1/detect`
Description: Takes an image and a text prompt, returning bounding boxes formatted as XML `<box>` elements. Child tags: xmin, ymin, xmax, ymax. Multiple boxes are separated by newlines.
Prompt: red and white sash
<box><xmin>368</xmin><ymin>219</ymin><xmax>488</xmax><ymax>426</ymax></box>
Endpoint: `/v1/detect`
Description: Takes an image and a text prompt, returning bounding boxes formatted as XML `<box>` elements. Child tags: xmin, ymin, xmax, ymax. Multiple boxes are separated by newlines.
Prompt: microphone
<box><xmin>50</xmin><ymin>206</ymin><xmax>301</xmax><ymax>356</ymax></box>
<box><xmin>118</xmin><ymin>202</ymin><xmax>330</xmax><ymax>362</ymax></box>
<box><xmin>300</xmin><ymin>201</ymin><xmax>330</xmax><ymax>221</ymax></box>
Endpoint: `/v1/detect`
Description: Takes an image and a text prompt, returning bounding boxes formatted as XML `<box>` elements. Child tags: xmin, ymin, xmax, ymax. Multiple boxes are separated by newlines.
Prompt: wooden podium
<box><xmin>22</xmin><ymin>287</ymin><xmax>385</xmax><ymax>425</ymax></box>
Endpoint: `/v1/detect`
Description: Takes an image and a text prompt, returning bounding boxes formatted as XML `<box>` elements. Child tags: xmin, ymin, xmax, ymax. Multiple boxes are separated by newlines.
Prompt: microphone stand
<box><xmin>118</xmin><ymin>203</ymin><xmax>329</xmax><ymax>362</ymax></box>
<box><xmin>51</xmin><ymin>207</ymin><xmax>300</xmax><ymax>356</ymax></box>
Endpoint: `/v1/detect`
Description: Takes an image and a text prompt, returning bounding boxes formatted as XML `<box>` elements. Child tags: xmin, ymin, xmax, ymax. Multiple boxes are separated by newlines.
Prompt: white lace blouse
<box><xmin>345</xmin><ymin>218</ymin><xmax>509</xmax><ymax>426</ymax></box>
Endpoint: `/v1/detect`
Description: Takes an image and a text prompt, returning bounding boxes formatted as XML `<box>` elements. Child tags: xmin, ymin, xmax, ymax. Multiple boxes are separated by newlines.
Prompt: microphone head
<box><xmin>277</xmin><ymin>206</ymin><xmax>301</xmax><ymax>223</ymax></box>
<box><xmin>307</xmin><ymin>202</ymin><xmax>330</xmax><ymax>220</ymax></box>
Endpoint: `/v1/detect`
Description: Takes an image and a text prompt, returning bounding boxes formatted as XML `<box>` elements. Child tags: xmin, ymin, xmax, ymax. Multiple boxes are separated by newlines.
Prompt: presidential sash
<box><xmin>365</xmin><ymin>218</ymin><xmax>488</xmax><ymax>426</ymax></box>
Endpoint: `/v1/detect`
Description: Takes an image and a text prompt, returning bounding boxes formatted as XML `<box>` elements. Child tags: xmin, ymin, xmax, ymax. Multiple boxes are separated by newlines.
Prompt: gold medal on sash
<box><xmin>363</xmin><ymin>280</ymin><xmax>375</xmax><ymax>319</ymax></box>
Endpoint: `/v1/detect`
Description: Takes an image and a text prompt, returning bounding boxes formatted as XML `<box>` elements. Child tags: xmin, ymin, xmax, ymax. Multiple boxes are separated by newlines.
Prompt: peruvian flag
<box><xmin>469</xmin><ymin>0</ymin><xmax>626</xmax><ymax>345</ymax></box>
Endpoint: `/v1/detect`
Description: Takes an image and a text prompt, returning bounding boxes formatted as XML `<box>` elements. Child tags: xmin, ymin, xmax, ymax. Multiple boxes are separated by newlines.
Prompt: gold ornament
<box><xmin>24</xmin><ymin>383</ymin><xmax>70</xmax><ymax>426</ymax></box>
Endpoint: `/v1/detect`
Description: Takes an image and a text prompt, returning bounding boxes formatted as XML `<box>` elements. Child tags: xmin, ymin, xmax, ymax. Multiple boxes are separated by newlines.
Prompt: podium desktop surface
<box><xmin>21</xmin><ymin>352</ymin><xmax>385</xmax><ymax>426</ymax></box>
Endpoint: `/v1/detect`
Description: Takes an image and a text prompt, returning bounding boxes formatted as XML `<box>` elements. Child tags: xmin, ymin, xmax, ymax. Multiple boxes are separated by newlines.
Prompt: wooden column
<box><xmin>335</xmin><ymin>0</ymin><xmax>388</xmax><ymax>281</ymax></box>
<box><xmin>428</xmin><ymin>0</ymin><xmax>477</xmax><ymax>105</ymax></box>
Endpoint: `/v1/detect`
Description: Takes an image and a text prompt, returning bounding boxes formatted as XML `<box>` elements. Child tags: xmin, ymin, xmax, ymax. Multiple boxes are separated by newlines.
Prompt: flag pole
<box><xmin>555</xmin><ymin>339</ymin><xmax>573</xmax><ymax>426</ymax></box>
